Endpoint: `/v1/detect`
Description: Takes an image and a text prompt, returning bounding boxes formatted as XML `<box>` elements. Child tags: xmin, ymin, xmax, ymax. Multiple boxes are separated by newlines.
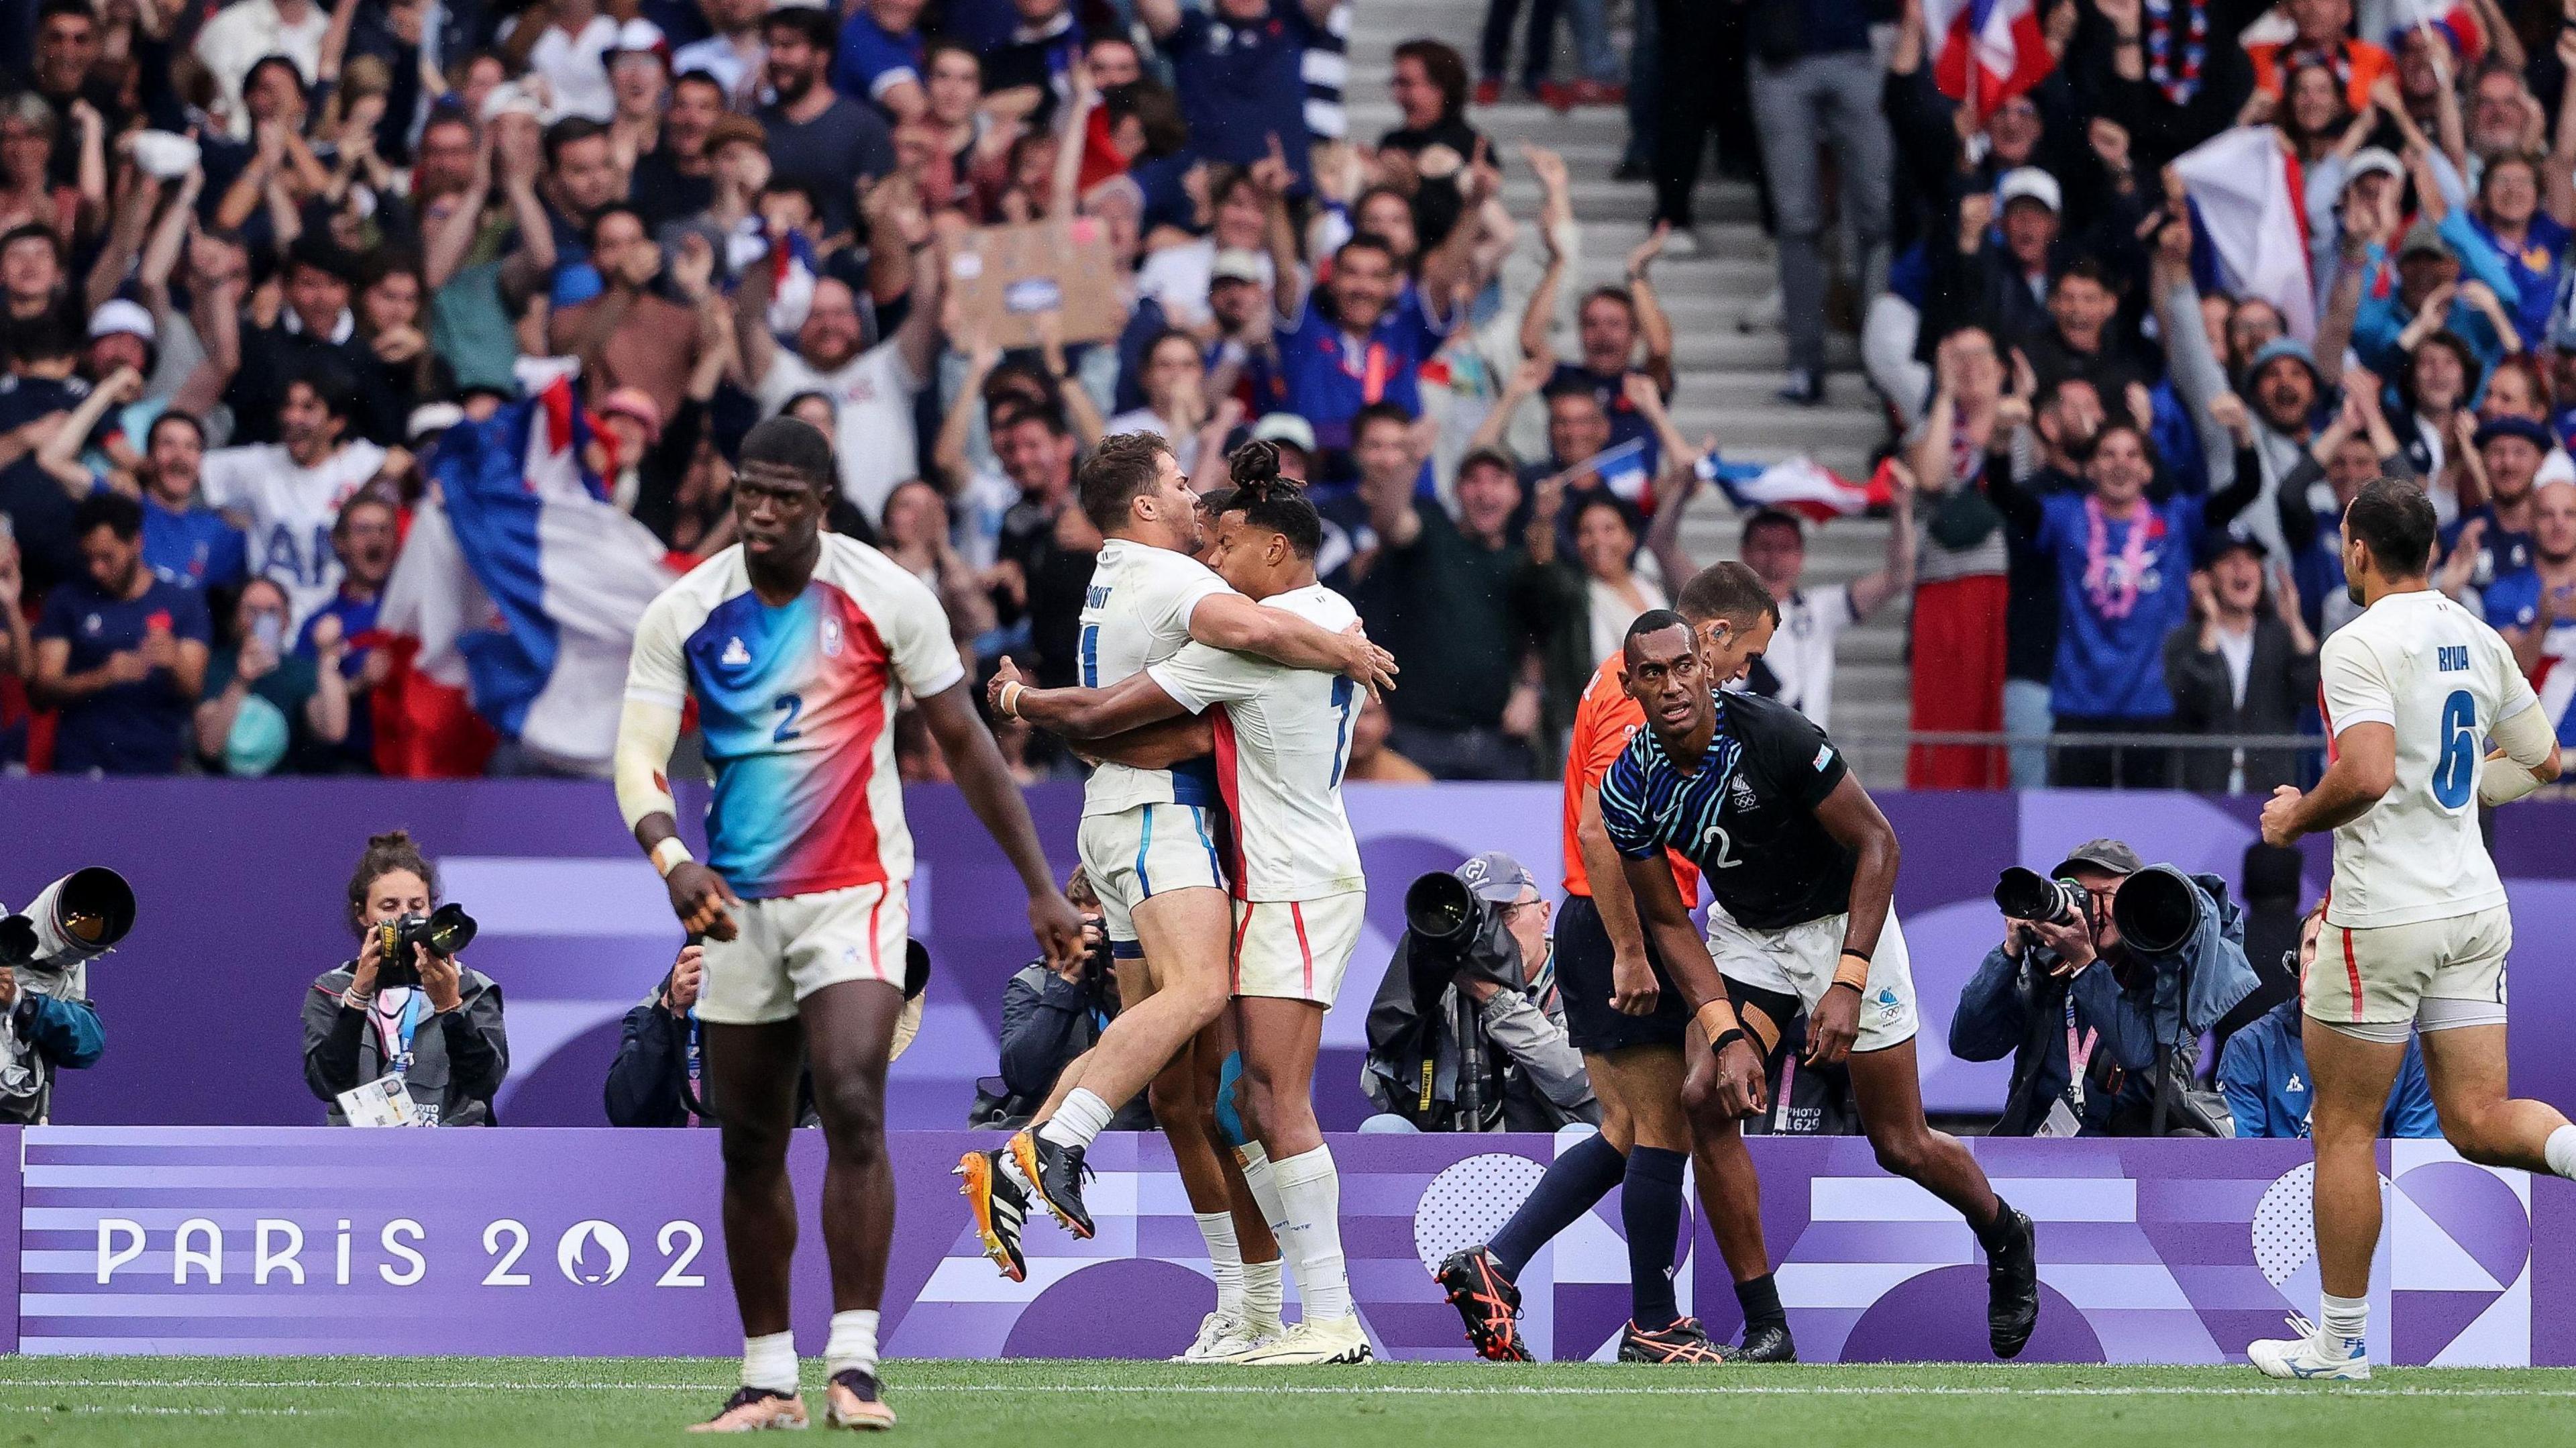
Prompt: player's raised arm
<box><xmin>1186</xmin><ymin>592</ymin><xmax>1396</xmax><ymax>692</ymax></box>
<box><xmin>1810</xmin><ymin>774</ymin><xmax>1902</xmax><ymax>1066</ymax></box>
<box><xmin>912</xmin><ymin>680</ymin><xmax>1087</xmax><ymax>973</ymax></box>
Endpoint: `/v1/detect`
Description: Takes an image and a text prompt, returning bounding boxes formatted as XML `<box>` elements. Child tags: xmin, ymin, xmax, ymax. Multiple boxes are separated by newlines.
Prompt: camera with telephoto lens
<box><xmin>372</xmin><ymin>904</ymin><xmax>478</xmax><ymax>989</ymax></box>
<box><xmin>0</xmin><ymin>868</ymin><xmax>136</xmax><ymax>968</ymax></box>
<box><xmin>1402</xmin><ymin>872</ymin><xmax>1520</xmax><ymax>994</ymax></box>
<box><xmin>1993</xmin><ymin>866</ymin><xmax>2086</xmax><ymax>928</ymax></box>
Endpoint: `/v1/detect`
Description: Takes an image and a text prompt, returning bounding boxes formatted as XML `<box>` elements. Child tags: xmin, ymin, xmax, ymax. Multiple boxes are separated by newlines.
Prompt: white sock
<box><xmin>1195</xmin><ymin>1211</ymin><xmax>1246</xmax><ymax>1318</ymax></box>
<box><xmin>1237</xmin><ymin>1143</ymin><xmax>1299</xmax><ymax>1297</ymax></box>
<box><xmin>1272</xmin><ymin>1143</ymin><xmax>1353</xmax><ymax>1321</ymax></box>
<box><xmin>1242</xmin><ymin>1255</ymin><xmax>1285</xmax><ymax>1328</ymax></box>
<box><xmin>2545</xmin><ymin>1125</ymin><xmax>2576</xmax><ymax>1180</ymax></box>
<box><xmin>2320</xmin><ymin>1292</ymin><xmax>2368</xmax><ymax>1354</ymax></box>
<box><xmin>823</xmin><ymin>1310</ymin><xmax>879</xmax><ymax>1378</ymax></box>
<box><xmin>1038</xmin><ymin>1088</ymin><xmax>1114</xmax><ymax>1151</ymax></box>
<box><xmin>742</xmin><ymin>1331</ymin><xmax>798</xmax><ymax>1394</ymax></box>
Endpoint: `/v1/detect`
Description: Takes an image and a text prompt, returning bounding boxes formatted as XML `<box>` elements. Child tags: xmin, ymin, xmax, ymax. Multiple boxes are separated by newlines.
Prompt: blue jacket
<box><xmin>1951</xmin><ymin>943</ymin><xmax>2162</xmax><ymax>1135</ymax></box>
<box><xmin>2219</xmin><ymin>997</ymin><xmax>2440</xmax><ymax>1139</ymax></box>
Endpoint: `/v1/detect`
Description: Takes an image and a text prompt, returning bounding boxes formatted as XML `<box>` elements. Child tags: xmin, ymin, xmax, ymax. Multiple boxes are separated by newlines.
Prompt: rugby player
<box><xmin>953</xmin><ymin>435</ymin><xmax>1391</xmax><ymax>1355</ymax></box>
<box><xmin>989</xmin><ymin>461</ymin><xmax>1375</xmax><ymax>1365</ymax></box>
<box><xmin>2251</xmin><ymin>477</ymin><xmax>2567</xmax><ymax>1380</ymax></box>
<box><xmin>614</xmin><ymin>417</ymin><xmax>1085</xmax><ymax>1431</ymax></box>
<box><xmin>1436</xmin><ymin>569</ymin><xmax>1794</xmax><ymax>1364</ymax></box>
<box><xmin>1601</xmin><ymin>576</ymin><xmax>2041</xmax><ymax>1361</ymax></box>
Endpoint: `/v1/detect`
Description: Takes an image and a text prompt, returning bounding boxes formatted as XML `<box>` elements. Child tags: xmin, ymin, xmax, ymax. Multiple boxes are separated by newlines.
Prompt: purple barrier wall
<box><xmin>13</xmin><ymin>1127</ymin><xmax>2571</xmax><ymax>1365</ymax></box>
<box><xmin>1</xmin><ymin>780</ymin><xmax>2573</xmax><ymax>1127</ymax></box>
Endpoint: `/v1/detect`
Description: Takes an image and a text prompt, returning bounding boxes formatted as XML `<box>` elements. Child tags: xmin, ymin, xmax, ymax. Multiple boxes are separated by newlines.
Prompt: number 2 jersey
<box><xmin>2318</xmin><ymin>589</ymin><xmax>2540</xmax><ymax>929</ymax></box>
<box><xmin>1598</xmin><ymin>691</ymin><xmax>1854</xmax><ymax>931</ymax></box>
<box><xmin>1146</xmin><ymin>584</ymin><xmax>1365</xmax><ymax>901</ymax></box>
<box><xmin>625</xmin><ymin>534</ymin><xmax>965</xmax><ymax>899</ymax></box>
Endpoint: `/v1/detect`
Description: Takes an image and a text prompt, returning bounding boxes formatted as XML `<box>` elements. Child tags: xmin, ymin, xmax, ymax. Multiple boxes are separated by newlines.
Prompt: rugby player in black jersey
<box><xmin>1597</xmin><ymin>574</ymin><xmax>2040</xmax><ymax>1359</ymax></box>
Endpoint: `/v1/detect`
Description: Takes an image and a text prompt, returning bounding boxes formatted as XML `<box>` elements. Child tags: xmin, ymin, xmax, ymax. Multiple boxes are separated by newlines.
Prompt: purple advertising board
<box><xmin>10</xmin><ymin>1127</ymin><xmax>2574</xmax><ymax>1365</ymax></box>
<box><xmin>1</xmin><ymin>779</ymin><xmax>2573</xmax><ymax>1130</ymax></box>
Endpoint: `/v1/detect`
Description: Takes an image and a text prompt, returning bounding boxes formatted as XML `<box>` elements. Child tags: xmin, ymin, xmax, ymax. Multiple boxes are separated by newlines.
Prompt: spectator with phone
<box><xmin>193</xmin><ymin>576</ymin><xmax>325</xmax><ymax>776</ymax></box>
<box><xmin>30</xmin><ymin>490</ymin><xmax>209</xmax><ymax>775</ymax></box>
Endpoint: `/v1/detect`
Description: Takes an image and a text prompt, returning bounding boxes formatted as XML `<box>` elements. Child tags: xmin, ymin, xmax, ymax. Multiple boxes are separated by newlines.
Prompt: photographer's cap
<box><xmin>2052</xmin><ymin>838</ymin><xmax>2145</xmax><ymax>880</ymax></box>
<box><xmin>1454</xmin><ymin>851</ymin><xmax>1536</xmax><ymax>904</ymax></box>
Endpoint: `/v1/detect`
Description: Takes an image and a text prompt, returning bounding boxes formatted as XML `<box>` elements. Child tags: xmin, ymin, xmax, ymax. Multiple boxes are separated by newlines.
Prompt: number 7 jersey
<box><xmin>2318</xmin><ymin>589</ymin><xmax>2542</xmax><ymax>929</ymax></box>
<box><xmin>625</xmin><ymin>534</ymin><xmax>965</xmax><ymax>900</ymax></box>
<box><xmin>1145</xmin><ymin>584</ymin><xmax>1365</xmax><ymax>902</ymax></box>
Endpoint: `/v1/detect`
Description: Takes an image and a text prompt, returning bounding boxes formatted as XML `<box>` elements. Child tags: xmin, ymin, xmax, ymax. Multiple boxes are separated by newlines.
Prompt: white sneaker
<box><xmin>2247</xmin><ymin>1314</ymin><xmax>2371</xmax><ymax>1380</ymax></box>
<box><xmin>1192</xmin><ymin>1320</ymin><xmax>1286</xmax><ymax>1364</ymax></box>
<box><xmin>1231</xmin><ymin>1314</ymin><xmax>1373</xmax><ymax>1365</ymax></box>
<box><xmin>1172</xmin><ymin>1312</ymin><xmax>1247</xmax><ymax>1363</ymax></box>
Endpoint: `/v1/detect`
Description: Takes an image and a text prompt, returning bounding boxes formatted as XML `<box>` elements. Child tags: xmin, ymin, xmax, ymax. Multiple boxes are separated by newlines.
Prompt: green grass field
<box><xmin>4</xmin><ymin>1357</ymin><xmax>2576</xmax><ymax>1447</ymax></box>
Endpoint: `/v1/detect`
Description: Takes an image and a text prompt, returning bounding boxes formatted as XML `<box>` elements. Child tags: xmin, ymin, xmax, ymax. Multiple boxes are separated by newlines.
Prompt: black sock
<box><xmin>1489</xmin><ymin>1131</ymin><xmax>1626</xmax><ymax>1278</ymax></box>
<box><xmin>1972</xmin><ymin>1194</ymin><xmax>2019</xmax><ymax>1252</ymax></box>
<box><xmin>1733</xmin><ymin>1272</ymin><xmax>1784</xmax><ymax>1332</ymax></box>
<box><xmin>1621</xmin><ymin>1145</ymin><xmax>1690</xmax><ymax>1331</ymax></box>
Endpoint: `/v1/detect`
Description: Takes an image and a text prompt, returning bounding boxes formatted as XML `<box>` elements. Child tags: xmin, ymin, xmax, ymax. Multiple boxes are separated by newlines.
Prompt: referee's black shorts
<box><xmin>1555</xmin><ymin>892</ymin><xmax>1693</xmax><ymax>1054</ymax></box>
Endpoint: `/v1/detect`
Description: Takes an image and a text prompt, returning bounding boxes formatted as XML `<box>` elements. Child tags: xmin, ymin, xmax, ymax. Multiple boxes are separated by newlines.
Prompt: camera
<box><xmin>2110</xmin><ymin>866</ymin><xmax>2205</xmax><ymax>957</ymax></box>
<box><xmin>1993</xmin><ymin>866</ymin><xmax>2086</xmax><ymax>928</ymax></box>
<box><xmin>1401</xmin><ymin>871</ymin><xmax>1520</xmax><ymax>997</ymax></box>
<box><xmin>0</xmin><ymin>868</ymin><xmax>136</xmax><ymax>969</ymax></box>
<box><xmin>372</xmin><ymin>903</ymin><xmax>478</xmax><ymax>989</ymax></box>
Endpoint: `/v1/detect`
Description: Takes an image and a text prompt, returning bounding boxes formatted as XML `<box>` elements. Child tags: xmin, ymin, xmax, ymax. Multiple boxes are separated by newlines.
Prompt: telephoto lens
<box><xmin>2112</xmin><ymin>866</ymin><xmax>2204</xmax><ymax>956</ymax></box>
<box><xmin>1994</xmin><ymin>867</ymin><xmax>2086</xmax><ymax>927</ymax></box>
<box><xmin>1404</xmin><ymin>871</ymin><xmax>1477</xmax><ymax>944</ymax></box>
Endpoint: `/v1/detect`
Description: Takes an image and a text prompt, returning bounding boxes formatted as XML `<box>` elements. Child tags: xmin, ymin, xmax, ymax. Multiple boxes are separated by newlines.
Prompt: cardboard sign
<box><xmin>944</xmin><ymin>219</ymin><xmax>1128</xmax><ymax>349</ymax></box>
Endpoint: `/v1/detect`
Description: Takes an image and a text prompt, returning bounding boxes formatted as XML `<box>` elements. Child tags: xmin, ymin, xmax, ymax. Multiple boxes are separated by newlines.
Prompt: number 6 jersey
<box><xmin>2318</xmin><ymin>589</ymin><xmax>2541</xmax><ymax>929</ymax></box>
<box><xmin>625</xmin><ymin>534</ymin><xmax>965</xmax><ymax>900</ymax></box>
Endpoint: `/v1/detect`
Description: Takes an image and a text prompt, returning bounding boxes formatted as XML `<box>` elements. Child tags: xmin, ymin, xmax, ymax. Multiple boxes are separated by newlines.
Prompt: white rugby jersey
<box><xmin>2318</xmin><ymin>588</ymin><xmax>2541</xmax><ymax>929</ymax></box>
<box><xmin>1077</xmin><ymin>539</ymin><xmax>1230</xmax><ymax>818</ymax></box>
<box><xmin>1149</xmin><ymin>584</ymin><xmax>1365</xmax><ymax>902</ymax></box>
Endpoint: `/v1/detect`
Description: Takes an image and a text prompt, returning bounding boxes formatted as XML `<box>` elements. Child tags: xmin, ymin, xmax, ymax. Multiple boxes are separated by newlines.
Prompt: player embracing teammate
<box><xmin>959</xmin><ymin>437</ymin><xmax>1393</xmax><ymax>1365</ymax></box>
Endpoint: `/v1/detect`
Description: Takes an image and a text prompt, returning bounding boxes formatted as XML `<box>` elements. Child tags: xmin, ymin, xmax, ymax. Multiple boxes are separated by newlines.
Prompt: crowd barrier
<box><xmin>5</xmin><ymin>1127</ymin><xmax>2571</xmax><ymax>1363</ymax></box>
<box><xmin>1</xmin><ymin>780</ymin><xmax>2571</xmax><ymax>1129</ymax></box>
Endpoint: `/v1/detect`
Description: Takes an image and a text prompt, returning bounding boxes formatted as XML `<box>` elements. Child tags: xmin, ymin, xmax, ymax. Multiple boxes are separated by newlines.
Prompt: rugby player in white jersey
<box><xmin>953</xmin><ymin>433</ymin><xmax>1392</xmax><ymax>1346</ymax></box>
<box><xmin>2254</xmin><ymin>476</ymin><xmax>2567</xmax><ymax>1380</ymax></box>
<box><xmin>993</xmin><ymin>454</ymin><xmax>1375</xmax><ymax>1365</ymax></box>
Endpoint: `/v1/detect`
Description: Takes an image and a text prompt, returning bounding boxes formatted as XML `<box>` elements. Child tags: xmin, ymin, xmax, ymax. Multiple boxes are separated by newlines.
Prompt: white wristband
<box><xmin>998</xmin><ymin>681</ymin><xmax>1024</xmax><ymax>719</ymax></box>
<box><xmin>651</xmin><ymin>837</ymin><xmax>693</xmax><ymax>878</ymax></box>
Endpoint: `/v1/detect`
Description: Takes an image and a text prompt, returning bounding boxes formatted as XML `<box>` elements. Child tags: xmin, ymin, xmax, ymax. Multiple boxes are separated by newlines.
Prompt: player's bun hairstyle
<box><xmin>1676</xmin><ymin>560</ymin><xmax>1782</xmax><ymax>631</ymax></box>
<box><xmin>345</xmin><ymin>829</ymin><xmax>439</xmax><ymax>939</ymax></box>
<box><xmin>1077</xmin><ymin>431</ymin><xmax>1175</xmax><ymax>531</ymax></box>
<box><xmin>739</xmin><ymin>415</ymin><xmax>838</xmax><ymax>493</ymax></box>
<box><xmin>1219</xmin><ymin>441</ymin><xmax>1322</xmax><ymax>560</ymax></box>
<box><xmin>2344</xmin><ymin>475</ymin><xmax>2439</xmax><ymax>579</ymax></box>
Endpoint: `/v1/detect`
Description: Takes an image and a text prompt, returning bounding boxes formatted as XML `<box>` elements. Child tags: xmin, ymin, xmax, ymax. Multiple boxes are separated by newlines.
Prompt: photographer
<box><xmin>1362</xmin><ymin>854</ymin><xmax>1597</xmax><ymax>1133</ymax></box>
<box><xmin>607</xmin><ymin>943</ymin><xmax>833</xmax><ymax>1128</ymax></box>
<box><xmin>981</xmin><ymin>871</ymin><xmax>1152</xmax><ymax>1131</ymax></box>
<box><xmin>303</xmin><ymin>832</ymin><xmax>508</xmax><ymax>1127</ymax></box>
<box><xmin>1951</xmin><ymin>839</ymin><xmax>2259</xmax><ymax>1137</ymax></box>
<box><xmin>2220</xmin><ymin>909</ymin><xmax>2438</xmax><ymax>1141</ymax></box>
<box><xmin>0</xmin><ymin>907</ymin><xmax>106</xmax><ymax>1128</ymax></box>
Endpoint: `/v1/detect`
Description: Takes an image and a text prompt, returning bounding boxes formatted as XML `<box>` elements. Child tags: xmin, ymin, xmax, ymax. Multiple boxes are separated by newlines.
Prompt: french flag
<box><xmin>1572</xmin><ymin>437</ymin><xmax>1654</xmax><ymax>503</ymax></box>
<box><xmin>1701</xmin><ymin>453</ymin><xmax>1888</xmax><ymax>524</ymax></box>
<box><xmin>2173</xmin><ymin>126</ymin><xmax>2317</xmax><ymax>341</ymax></box>
<box><xmin>1926</xmin><ymin>0</ymin><xmax>2055</xmax><ymax>109</ymax></box>
<box><xmin>372</xmin><ymin>377</ymin><xmax>678</xmax><ymax>776</ymax></box>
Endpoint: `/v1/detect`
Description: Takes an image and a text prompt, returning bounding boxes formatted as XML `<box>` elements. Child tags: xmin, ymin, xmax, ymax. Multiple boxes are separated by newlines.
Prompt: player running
<box><xmin>989</xmin><ymin>463</ymin><xmax>1375</xmax><ymax>1365</ymax></box>
<box><xmin>1601</xmin><ymin>573</ymin><xmax>2041</xmax><ymax>1361</ymax></box>
<box><xmin>1436</xmin><ymin>568</ymin><xmax>1791</xmax><ymax>1365</ymax></box>
<box><xmin>2251</xmin><ymin>477</ymin><xmax>2567</xmax><ymax>1381</ymax></box>
<box><xmin>953</xmin><ymin>435</ymin><xmax>1391</xmax><ymax>1353</ymax></box>
<box><xmin>614</xmin><ymin>417</ymin><xmax>1085</xmax><ymax>1432</ymax></box>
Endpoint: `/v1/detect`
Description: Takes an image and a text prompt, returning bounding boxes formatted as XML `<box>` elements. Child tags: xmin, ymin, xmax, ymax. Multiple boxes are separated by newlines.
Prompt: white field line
<box><xmin>3</xmin><ymin>1378</ymin><xmax>2576</xmax><ymax>1400</ymax></box>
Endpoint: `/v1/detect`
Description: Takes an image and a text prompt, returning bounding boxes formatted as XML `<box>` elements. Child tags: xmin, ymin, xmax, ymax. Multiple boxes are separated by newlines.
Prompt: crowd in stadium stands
<box><xmin>0</xmin><ymin>0</ymin><xmax>2565</xmax><ymax>787</ymax></box>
